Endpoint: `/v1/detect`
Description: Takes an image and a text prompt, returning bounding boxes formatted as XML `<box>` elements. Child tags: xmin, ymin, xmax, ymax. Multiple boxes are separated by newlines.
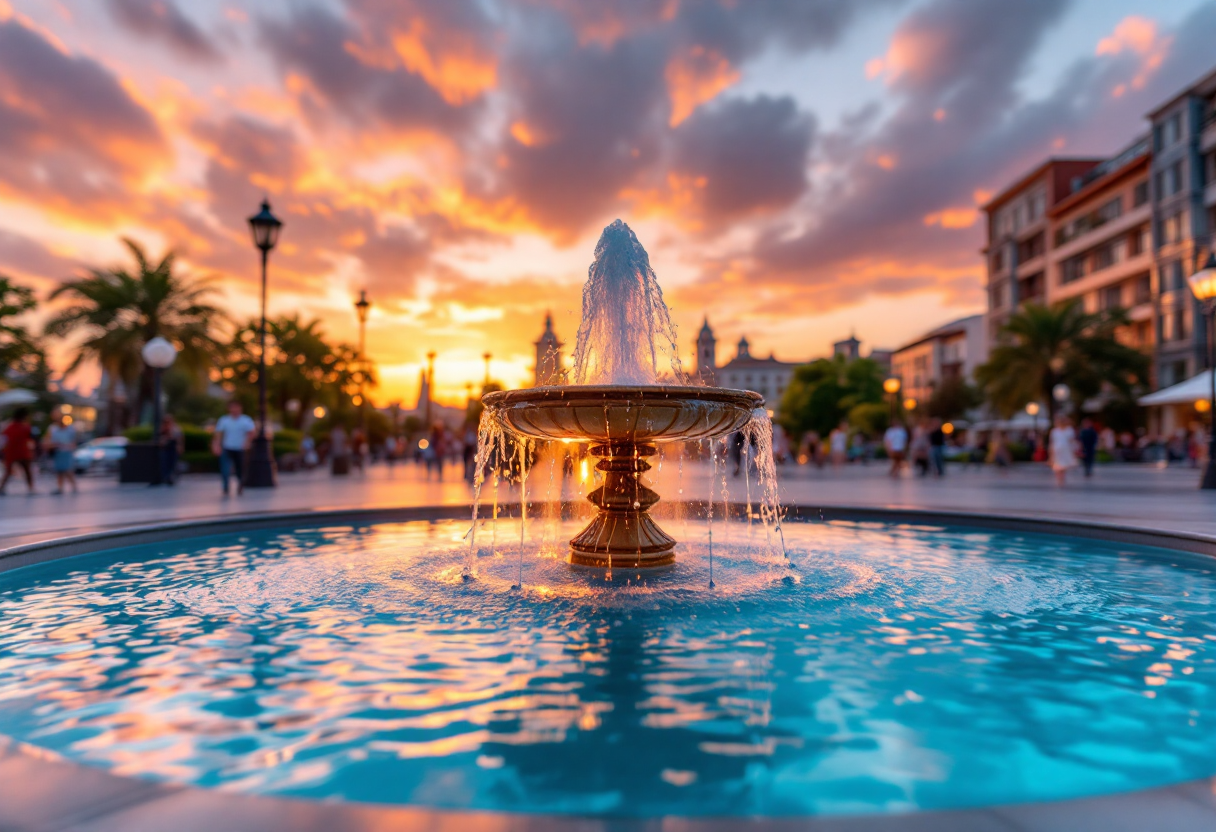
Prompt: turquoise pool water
<box><xmin>0</xmin><ymin>518</ymin><xmax>1213</xmax><ymax>817</ymax></box>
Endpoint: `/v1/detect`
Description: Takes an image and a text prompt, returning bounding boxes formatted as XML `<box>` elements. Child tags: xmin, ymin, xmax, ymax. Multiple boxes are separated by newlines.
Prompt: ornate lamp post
<box><xmin>883</xmin><ymin>377</ymin><xmax>901</xmax><ymax>423</ymax></box>
<box><xmin>483</xmin><ymin>352</ymin><xmax>492</xmax><ymax>389</ymax></box>
<box><xmin>141</xmin><ymin>336</ymin><xmax>177</xmax><ymax>486</ymax></box>
<box><xmin>1187</xmin><ymin>250</ymin><xmax>1216</xmax><ymax>489</ymax></box>
<box><xmin>246</xmin><ymin>198</ymin><xmax>283</xmax><ymax>488</ymax></box>
<box><xmin>354</xmin><ymin>290</ymin><xmax>371</xmax><ymax>441</ymax></box>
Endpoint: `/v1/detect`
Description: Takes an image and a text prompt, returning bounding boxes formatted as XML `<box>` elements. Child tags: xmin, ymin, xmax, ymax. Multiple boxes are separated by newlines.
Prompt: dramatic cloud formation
<box><xmin>0</xmin><ymin>0</ymin><xmax>1213</xmax><ymax>402</ymax></box>
<box><xmin>0</xmin><ymin>16</ymin><xmax>168</xmax><ymax>218</ymax></box>
<box><xmin>106</xmin><ymin>0</ymin><xmax>221</xmax><ymax>63</ymax></box>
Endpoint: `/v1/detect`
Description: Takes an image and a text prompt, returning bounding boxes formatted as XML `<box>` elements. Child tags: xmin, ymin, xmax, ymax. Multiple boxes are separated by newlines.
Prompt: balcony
<box><xmin>1202</xmin><ymin>113</ymin><xmax>1216</xmax><ymax>154</ymax></box>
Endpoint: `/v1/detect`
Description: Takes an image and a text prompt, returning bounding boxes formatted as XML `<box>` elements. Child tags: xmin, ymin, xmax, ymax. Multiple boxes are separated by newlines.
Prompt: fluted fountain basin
<box><xmin>483</xmin><ymin>385</ymin><xmax>761</xmax><ymax>568</ymax></box>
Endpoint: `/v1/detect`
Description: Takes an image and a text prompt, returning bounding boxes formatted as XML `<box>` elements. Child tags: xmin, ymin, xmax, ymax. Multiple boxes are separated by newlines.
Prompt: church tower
<box><xmin>534</xmin><ymin>312</ymin><xmax>564</xmax><ymax>386</ymax></box>
<box><xmin>696</xmin><ymin>317</ymin><xmax>717</xmax><ymax>384</ymax></box>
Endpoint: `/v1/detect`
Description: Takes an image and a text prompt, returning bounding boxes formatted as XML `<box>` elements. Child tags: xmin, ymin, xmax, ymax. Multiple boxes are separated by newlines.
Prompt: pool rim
<box><xmin>2</xmin><ymin>503</ymin><xmax>1215</xmax><ymax>832</ymax></box>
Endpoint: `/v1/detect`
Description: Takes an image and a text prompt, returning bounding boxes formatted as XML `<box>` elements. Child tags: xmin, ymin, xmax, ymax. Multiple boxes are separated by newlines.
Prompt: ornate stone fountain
<box><xmin>483</xmin><ymin>384</ymin><xmax>760</xmax><ymax>567</ymax></box>
<box><xmin>479</xmin><ymin>219</ymin><xmax>765</xmax><ymax>568</ymax></box>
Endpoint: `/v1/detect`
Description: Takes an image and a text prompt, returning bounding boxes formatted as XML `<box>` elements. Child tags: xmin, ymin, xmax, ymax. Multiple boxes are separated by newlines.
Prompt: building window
<box><xmin>1091</xmin><ymin>239</ymin><xmax>1119</xmax><ymax>272</ymax></box>
<box><xmin>1103</xmin><ymin>284</ymin><xmax>1123</xmax><ymax>310</ymax></box>
<box><xmin>1134</xmin><ymin>273</ymin><xmax>1152</xmax><ymax>304</ymax></box>
<box><xmin>990</xmin><ymin>281</ymin><xmax>1006</xmax><ymax>309</ymax></box>
<box><xmin>1016</xmin><ymin>232</ymin><xmax>1044</xmax><ymax>263</ymax></box>
<box><xmin>1160</xmin><ymin>309</ymin><xmax>1188</xmax><ymax>343</ymax></box>
<box><xmin>1061</xmin><ymin>256</ymin><xmax>1085</xmax><ymax>285</ymax></box>
<box><xmin>991</xmin><ymin>248</ymin><xmax>1004</xmax><ymax>272</ymax></box>
<box><xmin>1159</xmin><ymin>259</ymin><xmax>1185</xmax><ymax>293</ymax></box>
<box><xmin>1055</xmin><ymin>196</ymin><xmax>1122</xmax><ymax>246</ymax></box>
<box><xmin>1156</xmin><ymin>160</ymin><xmax>1184</xmax><ymax>198</ymax></box>
<box><xmin>1160</xmin><ymin>211</ymin><xmax>1184</xmax><ymax>246</ymax></box>
<box><xmin>1133</xmin><ymin>179</ymin><xmax>1149</xmax><ymax>206</ymax></box>
<box><xmin>1127</xmin><ymin>225</ymin><xmax>1150</xmax><ymax>257</ymax></box>
<box><xmin>1156</xmin><ymin>112</ymin><xmax>1182</xmax><ymax>150</ymax></box>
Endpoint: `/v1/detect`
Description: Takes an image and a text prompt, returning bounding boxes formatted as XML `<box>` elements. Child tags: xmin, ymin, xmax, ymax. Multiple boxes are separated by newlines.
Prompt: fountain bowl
<box><xmin>482</xmin><ymin>385</ymin><xmax>762</xmax><ymax>568</ymax></box>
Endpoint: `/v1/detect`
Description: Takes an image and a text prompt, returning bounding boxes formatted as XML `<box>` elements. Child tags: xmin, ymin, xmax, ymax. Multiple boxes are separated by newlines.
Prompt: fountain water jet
<box><xmin>481</xmin><ymin>220</ymin><xmax>765</xmax><ymax>568</ymax></box>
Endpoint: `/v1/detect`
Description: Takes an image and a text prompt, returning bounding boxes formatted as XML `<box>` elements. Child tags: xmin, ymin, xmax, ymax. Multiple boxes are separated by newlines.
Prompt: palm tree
<box><xmin>45</xmin><ymin>239</ymin><xmax>223</xmax><ymax>432</ymax></box>
<box><xmin>0</xmin><ymin>275</ymin><xmax>43</xmax><ymax>384</ymax></box>
<box><xmin>976</xmin><ymin>300</ymin><xmax>1150</xmax><ymax>424</ymax></box>
<box><xmin>221</xmin><ymin>315</ymin><xmax>372</xmax><ymax>430</ymax></box>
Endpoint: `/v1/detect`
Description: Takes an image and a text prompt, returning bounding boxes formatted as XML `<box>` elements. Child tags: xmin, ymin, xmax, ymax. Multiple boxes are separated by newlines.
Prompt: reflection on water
<box><xmin>0</xmin><ymin>519</ymin><xmax>1215</xmax><ymax>817</ymax></box>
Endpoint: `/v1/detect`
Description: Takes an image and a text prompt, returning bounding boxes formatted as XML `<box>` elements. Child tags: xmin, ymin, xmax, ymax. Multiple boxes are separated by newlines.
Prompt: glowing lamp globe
<box><xmin>141</xmin><ymin>336</ymin><xmax>178</xmax><ymax>369</ymax></box>
<box><xmin>1026</xmin><ymin>402</ymin><xmax>1040</xmax><ymax>416</ymax></box>
<box><xmin>1196</xmin><ymin>399</ymin><xmax>1212</xmax><ymax>414</ymax></box>
<box><xmin>1052</xmin><ymin>383</ymin><xmax>1070</xmax><ymax>403</ymax></box>
<box><xmin>883</xmin><ymin>377</ymin><xmax>901</xmax><ymax>395</ymax></box>
<box><xmin>1189</xmin><ymin>252</ymin><xmax>1216</xmax><ymax>302</ymax></box>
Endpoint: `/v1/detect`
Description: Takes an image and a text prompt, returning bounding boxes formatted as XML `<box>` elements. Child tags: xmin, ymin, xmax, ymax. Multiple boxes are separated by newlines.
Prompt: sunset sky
<box><xmin>2</xmin><ymin>0</ymin><xmax>1214</xmax><ymax>406</ymax></box>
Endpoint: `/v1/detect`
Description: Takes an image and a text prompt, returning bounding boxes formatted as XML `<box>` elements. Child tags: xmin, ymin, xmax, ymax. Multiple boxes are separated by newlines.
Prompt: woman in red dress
<box><xmin>0</xmin><ymin>407</ymin><xmax>36</xmax><ymax>495</ymax></box>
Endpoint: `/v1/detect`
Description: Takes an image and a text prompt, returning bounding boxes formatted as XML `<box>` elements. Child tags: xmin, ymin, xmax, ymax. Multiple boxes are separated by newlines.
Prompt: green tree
<box><xmin>925</xmin><ymin>376</ymin><xmax>983</xmax><ymax>421</ymax></box>
<box><xmin>222</xmin><ymin>315</ymin><xmax>376</xmax><ymax>430</ymax></box>
<box><xmin>975</xmin><ymin>300</ymin><xmax>1149</xmax><ymax>424</ymax></box>
<box><xmin>0</xmin><ymin>275</ymin><xmax>43</xmax><ymax>382</ymax></box>
<box><xmin>45</xmin><ymin>239</ymin><xmax>222</xmax><ymax>432</ymax></box>
<box><xmin>778</xmin><ymin>355</ymin><xmax>886</xmax><ymax>441</ymax></box>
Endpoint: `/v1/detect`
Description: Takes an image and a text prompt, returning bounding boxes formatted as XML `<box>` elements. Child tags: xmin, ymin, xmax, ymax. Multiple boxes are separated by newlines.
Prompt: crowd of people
<box><xmin>4</xmin><ymin>398</ymin><xmax>1210</xmax><ymax>496</ymax></box>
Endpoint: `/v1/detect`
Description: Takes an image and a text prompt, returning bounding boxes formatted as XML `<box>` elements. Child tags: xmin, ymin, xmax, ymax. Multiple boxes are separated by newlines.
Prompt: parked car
<box><xmin>73</xmin><ymin>436</ymin><xmax>128</xmax><ymax>475</ymax></box>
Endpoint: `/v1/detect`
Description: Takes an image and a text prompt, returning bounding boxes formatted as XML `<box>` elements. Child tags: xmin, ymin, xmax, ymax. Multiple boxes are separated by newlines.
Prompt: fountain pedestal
<box><xmin>570</xmin><ymin>443</ymin><xmax>674</xmax><ymax>567</ymax></box>
<box><xmin>482</xmin><ymin>385</ymin><xmax>761</xmax><ymax>569</ymax></box>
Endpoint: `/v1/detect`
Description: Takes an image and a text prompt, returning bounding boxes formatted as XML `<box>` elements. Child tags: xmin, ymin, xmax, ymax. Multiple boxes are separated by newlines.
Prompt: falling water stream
<box><xmin>470</xmin><ymin>219</ymin><xmax>785</xmax><ymax>583</ymax></box>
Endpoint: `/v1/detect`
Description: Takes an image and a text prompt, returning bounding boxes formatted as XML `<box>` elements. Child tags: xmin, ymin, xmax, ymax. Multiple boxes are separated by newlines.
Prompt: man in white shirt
<box><xmin>883</xmin><ymin>421</ymin><xmax>909</xmax><ymax>478</ymax></box>
<box><xmin>212</xmin><ymin>400</ymin><xmax>256</xmax><ymax>495</ymax></box>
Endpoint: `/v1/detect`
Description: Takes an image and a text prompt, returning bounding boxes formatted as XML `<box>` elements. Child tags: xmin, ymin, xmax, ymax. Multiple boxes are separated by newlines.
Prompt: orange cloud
<box><xmin>666</xmin><ymin>46</ymin><xmax>739</xmax><ymax>127</ymax></box>
<box><xmin>923</xmin><ymin>207</ymin><xmax>978</xmax><ymax>229</ymax></box>
<box><xmin>1096</xmin><ymin>15</ymin><xmax>1171</xmax><ymax>93</ymax></box>
<box><xmin>390</xmin><ymin>20</ymin><xmax>497</xmax><ymax>106</ymax></box>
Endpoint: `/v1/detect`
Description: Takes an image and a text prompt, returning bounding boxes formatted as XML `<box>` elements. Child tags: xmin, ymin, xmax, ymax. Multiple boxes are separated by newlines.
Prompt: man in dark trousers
<box><xmin>1079</xmin><ymin>418</ymin><xmax>1099</xmax><ymax>477</ymax></box>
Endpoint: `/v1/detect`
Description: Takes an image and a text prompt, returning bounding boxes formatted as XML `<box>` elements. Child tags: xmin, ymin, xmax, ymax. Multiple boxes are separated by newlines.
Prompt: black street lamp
<box><xmin>354</xmin><ymin>290</ymin><xmax>371</xmax><ymax>441</ymax></box>
<box><xmin>1187</xmin><ymin>250</ymin><xmax>1216</xmax><ymax>489</ymax></box>
<box><xmin>246</xmin><ymin>198</ymin><xmax>282</xmax><ymax>489</ymax></box>
<box><xmin>141</xmin><ymin>336</ymin><xmax>177</xmax><ymax>486</ymax></box>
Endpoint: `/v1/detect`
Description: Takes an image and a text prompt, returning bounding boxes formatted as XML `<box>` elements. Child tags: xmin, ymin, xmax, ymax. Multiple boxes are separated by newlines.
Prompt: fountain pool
<box><xmin>2</xmin><ymin>510</ymin><xmax>1215</xmax><ymax>821</ymax></box>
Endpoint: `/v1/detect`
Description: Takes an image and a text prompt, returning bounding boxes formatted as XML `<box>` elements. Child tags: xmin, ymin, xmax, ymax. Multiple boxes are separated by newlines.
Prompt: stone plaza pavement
<box><xmin>2</xmin><ymin>457</ymin><xmax>1214</xmax><ymax>546</ymax></box>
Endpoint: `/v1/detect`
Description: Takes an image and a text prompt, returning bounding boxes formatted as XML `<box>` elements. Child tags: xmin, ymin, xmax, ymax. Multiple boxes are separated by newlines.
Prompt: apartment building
<box><xmin>1048</xmin><ymin>136</ymin><xmax>1154</xmax><ymax>351</ymax></box>
<box><xmin>1148</xmin><ymin>67</ymin><xmax>1216</xmax><ymax>387</ymax></box>
<box><xmin>984</xmin><ymin>64</ymin><xmax>1216</xmax><ymax>391</ymax></box>
<box><xmin>890</xmin><ymin>314</ymin><xmax>987</xmax><ymax>406</ymax></box>
<box><xmin>982</xmin><ymin>159</ymin><xmax>1101</xmax><ymax>344</ymax></box>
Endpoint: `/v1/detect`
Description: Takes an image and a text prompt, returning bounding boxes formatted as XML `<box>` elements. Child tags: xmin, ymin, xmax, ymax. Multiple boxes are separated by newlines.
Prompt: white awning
<box><xmin>0</xmin><ymin>389</ymin><xmax>37</xmax><ymax>407</ymax></box>
<box><xmin>1139</xmin><ymin>371</ymin><xmax>1216</xmax><ymax>406</ymax></box>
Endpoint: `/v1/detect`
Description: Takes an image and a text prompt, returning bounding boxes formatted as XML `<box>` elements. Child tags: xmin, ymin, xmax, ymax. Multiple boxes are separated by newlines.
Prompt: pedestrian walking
<box><xmin>910</xmin><ymin>421</ymin><xmax>930</xmax><ymax>476</ymax></box>
<box><xmin>0</xmin><ymin>407</ymin><xmax>36</xmax><ymax>495</ymax></box>
<box><xmin>928</xmin><ymin>418</ymin><xmax>946</xmax><ymax>477</ymax></box>
<box><xmin>160</xmin><ymin>415</ymin><xmax>183</xmax><ymax>485</ymax></box>
<box><xmin>212</xmin><ymin>400</ymin><xmax>255</xmax><ymax>496</ymax></box>
<box><xmin>462</xmin><ymin>425</ymin><xmax>478</xmax><ymax>482</ymax></box>
<box><xmin>48</xmin><ymin>409</ymin><xmax>78</xmax><ymax>494</ymax></box>
<box><xmin>829</xmin><ymin>421</ymin><xmax>848</xmax><ymax>468</ymax></box>
<box><xmin>883</xmin><ymin>421</ymin><xmax>908</xmax><ymax>477</ymax></box>
<box><xmin>429</xmin><ymin>422</ymin><xmax>448</xmax><ymax>479</ymax></box>
<box><xmin>1078</xmin><ymin>418</ymin><xmax>1098</xmax><ymax>477</ymax></box>
<box><xmin>1050</xmin><ymin>415</ymin><xmax>1078</xmax><ymax>487</ymax></box>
